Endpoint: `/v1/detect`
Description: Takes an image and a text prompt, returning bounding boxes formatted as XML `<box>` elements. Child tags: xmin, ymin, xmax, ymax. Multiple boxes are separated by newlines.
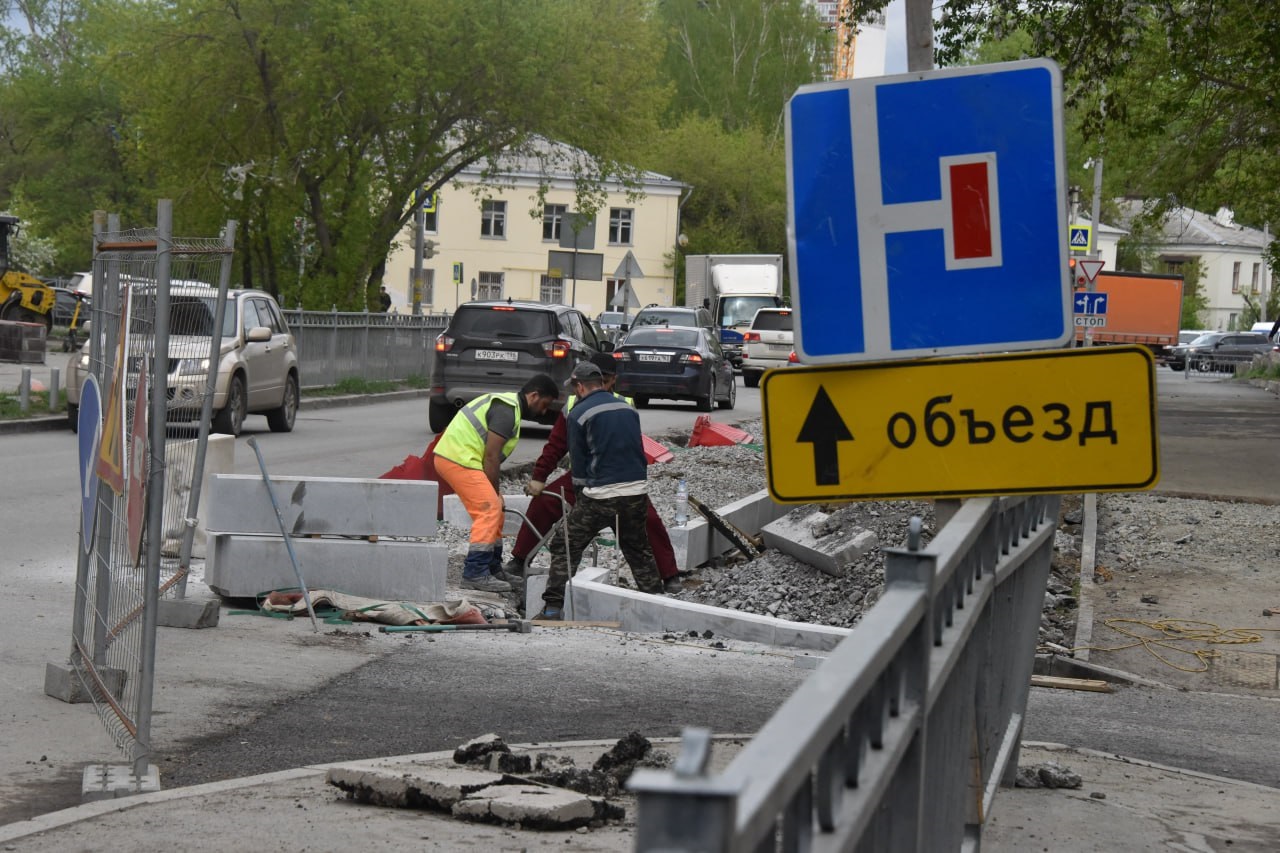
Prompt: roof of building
<box><xmin>1114</xmin><ymin>199</ymin><xmax>1270</xmax><ymax>250</ymax></box>
<box><xmin>458</xmin><ymin>135</ymin><xmax>687</xmax><ymax>192</ymax></box>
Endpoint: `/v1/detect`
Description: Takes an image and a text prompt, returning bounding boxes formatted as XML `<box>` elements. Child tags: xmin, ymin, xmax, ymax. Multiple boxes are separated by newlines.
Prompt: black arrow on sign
<box><xmin>797</xmin><ymin>385</ymin><xmax>853</xmax><ymax>486</ymax></box>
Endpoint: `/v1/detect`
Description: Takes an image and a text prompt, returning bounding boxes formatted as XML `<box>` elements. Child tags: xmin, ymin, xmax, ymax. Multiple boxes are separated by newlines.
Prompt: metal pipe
<box><xmin>246</xmin><ymin>436</ymin><xmax>319</xmax><ymax>632</ymax></box>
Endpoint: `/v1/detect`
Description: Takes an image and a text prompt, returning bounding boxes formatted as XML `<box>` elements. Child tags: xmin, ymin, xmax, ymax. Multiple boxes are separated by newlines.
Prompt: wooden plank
<box><xmin>531</xmin><ymin>620</ymin><xmax>622</xmax><ymax>628</ymax></box>
<box><xmin>1030</xmin><ymin>675</ymin><xmax>1113</xmax><ymax>693</ymax></box>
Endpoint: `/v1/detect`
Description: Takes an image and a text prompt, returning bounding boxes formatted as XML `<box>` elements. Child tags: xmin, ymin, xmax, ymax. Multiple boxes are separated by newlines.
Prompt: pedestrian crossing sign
<box><xmin>1068</xmin><ymin>225</ymin><xmax>1091</xmax><ymax>253</ymax></box>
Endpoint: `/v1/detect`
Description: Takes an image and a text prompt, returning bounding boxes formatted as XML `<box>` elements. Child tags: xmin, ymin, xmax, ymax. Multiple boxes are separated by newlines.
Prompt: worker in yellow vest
<box><xmin>433</xmin><ymin>374</ymin><xmax>560</xmax><ymax>592</ymax></box>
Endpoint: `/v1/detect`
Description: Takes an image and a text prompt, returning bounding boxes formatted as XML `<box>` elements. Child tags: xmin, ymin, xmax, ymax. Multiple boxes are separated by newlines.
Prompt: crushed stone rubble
<box><xmin>426</xmin><ymin>418</ymin><xmax>1080</xmax><ymax>638</ymax></box>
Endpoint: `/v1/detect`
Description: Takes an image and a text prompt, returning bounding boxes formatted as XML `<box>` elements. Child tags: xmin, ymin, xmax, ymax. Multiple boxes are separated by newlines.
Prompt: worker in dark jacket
<box><xmin>535</xmin><ymin>361</ymin><xmax>663</xmax><ymax>620</ymax></box>
<box><xmin>506</xmin><ymin>352</ymin><xmax>681</xmax><ymax>591</ymax></box>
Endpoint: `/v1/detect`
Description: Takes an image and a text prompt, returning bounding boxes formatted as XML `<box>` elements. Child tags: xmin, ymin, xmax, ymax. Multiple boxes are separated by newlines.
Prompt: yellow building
<box><xmin>384</xmin><ymin>141</ymin><xmax>689</xmax><ymax>320</ymax></box>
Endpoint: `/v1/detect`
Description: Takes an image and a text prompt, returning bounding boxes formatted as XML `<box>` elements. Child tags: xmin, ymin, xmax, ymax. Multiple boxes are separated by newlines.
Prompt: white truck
<box><xmin>684</xmin><ymin>254</ymin><xmax>784</xmax><ymax>367</ymax></box>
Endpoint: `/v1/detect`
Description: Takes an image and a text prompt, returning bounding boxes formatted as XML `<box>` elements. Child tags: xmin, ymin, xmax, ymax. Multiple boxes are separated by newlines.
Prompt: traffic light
<box><xmin>423</xmin><ymin>239</ymin><xmax>437</xmax><ymax>260</ymax></box>
<box><xmin>1068</xmin><ymin>256</ymin><xmax>1086</xmax><ymax>288</ymax></box>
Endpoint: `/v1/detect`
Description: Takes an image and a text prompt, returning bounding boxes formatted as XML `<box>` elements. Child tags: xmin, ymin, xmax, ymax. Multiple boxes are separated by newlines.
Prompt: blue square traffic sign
<box><xmin>785</xmin><ymin>60</ymin><xmax>1070</xmax><ymax>363</ymax></box>
<box><xmin>1073</xmin><ymin>291</ymin><xmax>1108</xmax><ymax>315</ymax></box>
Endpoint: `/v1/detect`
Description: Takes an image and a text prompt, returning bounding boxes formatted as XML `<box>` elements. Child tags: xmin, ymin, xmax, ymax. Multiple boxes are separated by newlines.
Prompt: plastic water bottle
<box><xmin>674</xmin><ymin>479</ymin><xmax>689</xmax><ymax>526</ymax></box>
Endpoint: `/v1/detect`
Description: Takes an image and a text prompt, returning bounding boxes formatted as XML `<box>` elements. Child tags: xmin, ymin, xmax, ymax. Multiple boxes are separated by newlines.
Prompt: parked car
<box><xmin>740</xmin><ymin>307</ymin><xmax>794</xmax><ymax>388</ymax></box>
<box><xmin>66</xmin><ymin>285</ymin><xmax>300</xmax><ymax>437</ymax></box>
<box><xmin>596</xmin><ymin>310</ymin><xmax>626</xmax><ymax>343</ymax></box>
<box><xmin>1166</xmin><ymin>330</ymin><xmax>1213</xmax><ymax>371</ymax></box>
<box><xmin>429</xmin><ymin>300</ymin><xmax>611</xmax><ymax>432</ymax></box>
<box><xmin>1174</xmin><ymin>331</ymin><xmax>1275</xmax><ymax>373</ymax></box>
<box><xmin>613</xmin><ymin>325</ymin><xmax>735</xmax><ymax>412</ymax></box>
<box><xmin>626</xmin><ymin>304</ymin><xmax>716</xmax><ymax>338</ymax></box>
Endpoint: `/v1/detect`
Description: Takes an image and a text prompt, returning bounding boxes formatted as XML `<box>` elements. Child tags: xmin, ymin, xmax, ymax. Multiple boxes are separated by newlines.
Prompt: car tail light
<box><xmin>435</xmin><ymin>333</ymin><xmax>454</xmax><ymax>352</ymax></box>
<box><xmin>542</xmin><ymin>339</ymin><xmax>572</xmax><ymax>358</ymax></box>
<box><xmin>788</xmin><ymin>350</ymin><xmax>798</xmax><ymax>363</ymax></box>
<box><xmin>613</xmin><ymin>351</ymin><xmax>630</xmax><ymax>362</ymax></box>
<box><xmin>679</xmin><ymin>353</ymin><xmax>703</xmax><ymax>364</ymax></box>
<box><xmin>492</xmin><ymin>306</ymin><xmax>515</xmax><ymax>312</ymax></box>
<box><xmin>743</xmin><ymin>332</ymin><xmax>761</xmax><ymax>342</ymax></box>
<box><xmin>741</xmin><ymin>352</ymin><xmax>749</xmax><ymax>360</ymax></box>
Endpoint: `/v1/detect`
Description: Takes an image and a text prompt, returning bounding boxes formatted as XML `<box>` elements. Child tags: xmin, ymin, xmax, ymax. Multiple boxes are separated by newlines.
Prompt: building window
<box><xmin>1228</xmin><ymin>312</ymin><xmax>1239</xmax><ymax>330</ymax></box>
<box><xmin>542</xmin><ymin>204</ymin><xmax>567</xmax><ymax>241</ymax></box>
<box><xmin>477</xmin><ymin>271</ymin><xmax>504</xmax><ymax>300</ymax></box>
<box><xmin>407</xmin><ymin>268</ymin><xmax>434</xmax><ymax>307</ymax></box>
<box><xmin>1251</xmin><ymin>262</ymin><xmax>1261</xmax><ymax>294</ymax></box>
<box><xmin>1231</xmin><ymin>261</ymin><xmax>1241</xmax><ymax>293</ymax></box>
<box><xmin>540</xmin><ymin>275</ymin><xmax>564</xmax><ymax>304</ymax></box>
<box><xmin>481</xmin><ymin>200</ymin><xmax>506</xmax><ymax>238</ymax></box>
<box><xmin>608</xmin><ymin>208</ymin><xmax>633</xmax><ymax>245</ymax></box>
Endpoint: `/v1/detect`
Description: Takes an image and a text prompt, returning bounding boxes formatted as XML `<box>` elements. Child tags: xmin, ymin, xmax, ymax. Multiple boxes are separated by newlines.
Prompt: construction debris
<box><xmin>1030</xmin><ymin>675</ymin><xmax>1113</xmax><ymax>693</ymax></box>
<box><xmin>1015</xmin><ymin>761</ymin><xmax>1083</xmax><ymax>789</ymax></box>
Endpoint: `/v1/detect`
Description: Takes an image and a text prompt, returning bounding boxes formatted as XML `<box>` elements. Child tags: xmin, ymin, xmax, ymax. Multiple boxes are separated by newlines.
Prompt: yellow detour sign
<box><xmin>762</xmin><ymin>345</ymin><xmax>1158</xmax><ymax>502</ymax></box>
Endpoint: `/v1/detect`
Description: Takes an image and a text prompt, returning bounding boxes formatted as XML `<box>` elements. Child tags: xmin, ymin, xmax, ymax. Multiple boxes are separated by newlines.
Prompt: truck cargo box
<box><xmin>1073</xmin><ymin>271</ymin><xmax>1183</xmax><ymax>357</ymax></box>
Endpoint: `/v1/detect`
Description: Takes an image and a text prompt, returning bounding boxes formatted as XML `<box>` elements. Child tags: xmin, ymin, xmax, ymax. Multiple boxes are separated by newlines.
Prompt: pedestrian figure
<box><xmin>536</xmin><ymin>362</ymin><xmax>663</xmax><ymax>620</ymax></box>
<box><xmin>433</xmin><ymin>375</ymin><xmax>559</xmax><ymax>592</ymax></box>
<box><xmin>378</xmin><ymin>285</ymin><xmax>392</xmax><ymax>312</ymax></box>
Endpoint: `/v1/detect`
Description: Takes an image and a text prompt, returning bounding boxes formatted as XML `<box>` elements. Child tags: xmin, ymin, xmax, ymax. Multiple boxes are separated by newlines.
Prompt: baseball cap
<box><xmin>565</xmin><ymin>361</ymin><xmax>603</xmax><ymax>387</ymax></box>
<box><xmin>589</xmin><ymin>352</ymin><xmax>618</xmax><ymax>375</ymax></box>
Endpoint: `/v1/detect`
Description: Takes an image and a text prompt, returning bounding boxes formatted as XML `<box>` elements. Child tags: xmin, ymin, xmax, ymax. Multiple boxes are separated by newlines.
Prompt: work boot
<box><xmin>663</xmin><ymin>576</ymin><xmax>684</xmax><ymax>594</ymax></box>
<box><xmin>501</xmin><ymin>556</ymin><xmax>527</xmax><ymax>578</ymax></box>
<box><xmin>534</xmin><ymin>606</ymin><xmax>562</xmax><ymax>621</ymax></box>
<box><xmin>461</xmin><ymin>573</ymin><xmax>513</xmax><ymax>593</ymax></box>
<box><xmin>487</xmin><ymin>546</ymin><xmax>524</xmax><ymax>589</ymax></box>
<box><xmin>462</xmin><ymin>549</ymin><xmax>512</xmax><ymax>592</ymax></box>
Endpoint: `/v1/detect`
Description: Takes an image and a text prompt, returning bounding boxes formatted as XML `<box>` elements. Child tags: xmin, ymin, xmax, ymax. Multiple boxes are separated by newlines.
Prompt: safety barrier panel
<box><xmin>630</xmin><ymin>493</ymin><xmax>1060</xmax><ymax>852</ymax></box>
<box><xmin>65</xmin><ymin>204</ymin><xmax>235</xmax><ymax>780</ymax></box>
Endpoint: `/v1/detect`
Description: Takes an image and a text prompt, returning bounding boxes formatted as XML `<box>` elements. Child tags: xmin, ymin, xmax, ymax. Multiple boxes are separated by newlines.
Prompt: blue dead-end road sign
<box><xmin>785</xmin><ymin>59</ymin><xmax>1070</xmax><ymax>363</ymax></box>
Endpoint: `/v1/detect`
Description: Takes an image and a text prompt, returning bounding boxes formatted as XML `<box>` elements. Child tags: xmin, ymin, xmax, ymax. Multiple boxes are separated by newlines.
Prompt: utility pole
<box><xmin>904</xmin><ymin>0</ymin><xmax>934</xmax><ymax>71</ymax></box>
<box><xmin>412</xmin><ymin>207</ymin><xmax>425</xmax><ymax>316</ymax></box>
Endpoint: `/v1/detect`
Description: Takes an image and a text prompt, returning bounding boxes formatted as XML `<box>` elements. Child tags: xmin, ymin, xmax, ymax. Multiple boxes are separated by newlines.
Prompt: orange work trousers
<box><xmin>433</xmin><ymin>456</ymin><xmax>504</xmax><ymax>548</ymax></box>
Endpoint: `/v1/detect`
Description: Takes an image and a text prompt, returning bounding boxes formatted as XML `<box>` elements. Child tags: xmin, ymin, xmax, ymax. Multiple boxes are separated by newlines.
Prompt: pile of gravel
<box><xmin>430</xmin><ymin>417</ymin><xmax>1083</xmax><ymax>642</ymax></box>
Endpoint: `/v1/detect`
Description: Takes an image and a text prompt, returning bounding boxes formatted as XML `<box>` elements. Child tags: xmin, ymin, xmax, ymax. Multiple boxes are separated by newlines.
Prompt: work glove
<box><xmin>525</xmin><ymin>479</ymin><xmax>546</xmax><ymax>497</ymax></box>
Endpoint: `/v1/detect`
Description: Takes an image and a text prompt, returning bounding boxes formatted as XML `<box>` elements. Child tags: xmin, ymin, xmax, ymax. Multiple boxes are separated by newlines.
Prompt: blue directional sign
<box><xmin>1073</xmin><ymin>292</ymin><xmax>1108</xmax><ymax>315</ymax></box>
<box><xmin>785</xmin><ymin>59</ymin><xmax>1070</xmax><ymax>363</ymax></box>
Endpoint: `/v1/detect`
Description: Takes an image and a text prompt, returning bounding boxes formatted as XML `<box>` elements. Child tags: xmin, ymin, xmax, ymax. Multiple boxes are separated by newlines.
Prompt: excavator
<box><xmin>0</xmin><ymin>214</ymin><xmax>56</xmax><ymax>331</ymax></box>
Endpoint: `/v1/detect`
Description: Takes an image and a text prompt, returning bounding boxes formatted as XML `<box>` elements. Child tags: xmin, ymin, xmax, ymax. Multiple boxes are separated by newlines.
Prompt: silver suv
<box><xmin>66</xmin><ymin>286</ymin><xmax>300</xmax><ymax>436</ymax></box>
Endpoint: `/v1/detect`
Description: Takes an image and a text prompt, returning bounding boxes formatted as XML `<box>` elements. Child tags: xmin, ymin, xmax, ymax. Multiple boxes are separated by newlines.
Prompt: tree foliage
<box><xmin>5</xmin><ymin>0</ymin><xmax>666</xmax><ymax>308</ymax></box>
<box><xmin>842</xmin><ymin>1</ymin><xmax>1280</xmax><ymax>234</ymax></box>
<box><xmin>634</xmin><ymin>116</ymin><xmax>788</xmax><ymax>300</ymax></box>
<box><xmin>653</xmin><ymin>0</ymin><xmax>829</xmax><ymax>141</ymax></box>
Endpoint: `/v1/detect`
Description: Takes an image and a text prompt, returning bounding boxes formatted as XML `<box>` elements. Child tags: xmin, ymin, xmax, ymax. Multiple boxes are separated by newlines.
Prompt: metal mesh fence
<box><xmin>69</xmin><ymin>206</ymin><xmax>234</xmax><ymax>776</ymax></box>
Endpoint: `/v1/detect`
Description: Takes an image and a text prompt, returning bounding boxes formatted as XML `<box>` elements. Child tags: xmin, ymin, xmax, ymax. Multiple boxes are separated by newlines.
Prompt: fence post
<box><xmin>328</xmin><ymin>305</ymin><xmax>339</xmax><ymax>387</ymax></box>
<box><xmin>361</xmin><ymin>306</ymin><xmax>371</xmax><ymax>382</ymax></box>
<box><xmin>878</xmin><ymin>517</ymin><xmax>936</xmax><ymax>852</ymax></box>
<box><xmin>630</xmin><ymin>727</ymin><xmax>739</xmax><ymax>852</ymax></box>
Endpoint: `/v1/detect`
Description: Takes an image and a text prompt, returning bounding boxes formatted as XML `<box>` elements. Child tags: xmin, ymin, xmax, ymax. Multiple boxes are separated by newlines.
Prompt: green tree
<box><xmin>842</xmin><ymin>1</ymin><xmax>1280</xmax><ymax>232</ymax></box>
<box><xmin>634</xmin><ymin>116</ymin><xmax>788</xmax><ymax>301</ymax></box>
<box><xmin>9</xmin><ymin>0</ymin><xmax>667</xmax><ymax>309</ymax></box>
<box><xmin>654</xmin><ymin>0</ymin><xmax>830</xmax><ymax>142</ymax></box>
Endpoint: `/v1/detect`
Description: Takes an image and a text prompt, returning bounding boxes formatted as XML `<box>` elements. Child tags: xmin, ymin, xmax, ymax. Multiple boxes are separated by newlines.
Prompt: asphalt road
<box><xmin>3</xmin><ymin>365</ymin><xmax>1279</xmax><ymax>822</ymax></box>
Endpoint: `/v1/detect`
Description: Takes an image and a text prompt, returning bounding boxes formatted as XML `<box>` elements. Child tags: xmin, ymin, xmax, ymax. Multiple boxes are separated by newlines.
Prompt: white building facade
<box><xmin>1115</xmin><ymin>201</ymin><xmax>1273</xmax><ymax>331</ymax></box>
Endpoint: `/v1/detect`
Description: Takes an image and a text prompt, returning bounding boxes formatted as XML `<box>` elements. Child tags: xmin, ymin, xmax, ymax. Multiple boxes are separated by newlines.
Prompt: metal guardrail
<box><xmin>280</xmin><ymin>310</ymin><xmax>449</xmax><ymax>388</ymax></box>
<box><xmin>1182</xmin><ymin>353</ymin><xmax>1264</xmax><ymax>379</ymax></box>
<box><xmin>629</xmin><ymin>493</ymin><xmax>1061</xmax><ymax>852</ymax></box>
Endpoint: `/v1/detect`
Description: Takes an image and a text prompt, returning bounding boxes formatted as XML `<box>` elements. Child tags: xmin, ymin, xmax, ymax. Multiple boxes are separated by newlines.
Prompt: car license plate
<box><xmin>475</xmin><ymin>349</ymin><xmax>518</xmax><ymax>362</ymax></box>
<box><xmin>638</xmin><ymin>353</ymin><xmax>668</xmax><ymax>363</ymax></box>
<box><xmin>767</xmin><ymin>343</ymin><xmax>789</xmax><ymax>351</ymax></box>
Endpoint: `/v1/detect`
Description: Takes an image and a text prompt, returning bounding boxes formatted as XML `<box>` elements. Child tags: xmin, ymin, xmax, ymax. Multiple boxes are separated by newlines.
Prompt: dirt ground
<box><xmin>1084</xmin><ymin>492</ymin><xmax>1280</xmax><ymax>695</ymax></box>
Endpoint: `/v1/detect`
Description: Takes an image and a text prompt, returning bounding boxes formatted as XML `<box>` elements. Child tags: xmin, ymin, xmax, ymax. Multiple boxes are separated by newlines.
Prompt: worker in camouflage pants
<box><xmin>537</xmin><ymin>362</ymin><xmax>663</xmax><ymax>620</ymax></box>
